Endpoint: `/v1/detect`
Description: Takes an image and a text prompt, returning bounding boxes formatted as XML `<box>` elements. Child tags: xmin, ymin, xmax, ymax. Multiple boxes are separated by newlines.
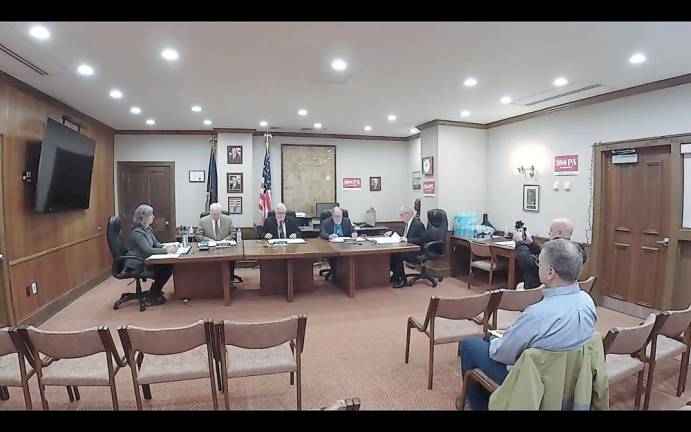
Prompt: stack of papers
<box><xmin>207</xmin><ymin>240</ymin><xmax>237</xmax><ymax>247</ymax></box>
<box><xmin>148</xmin><ymin>246</ymin><xmax>191</xmax><ymax>260</ymax></box>
<box><xmin>329</xmin><ymin>236</ymin><xmax>367</xmax><ymax>243</ymax></box>
<box><xmin>494</xmin><ymin>241</ymin><xmax>516</xmax><ymax>248</ymax></box>
<box><xmin>367</xmin><ymin>233</ymin><xmax>401</xmax><ymax>244</ymax></box>
<box><xmin>268</xmin><ymin>238</ymin><xmax>306</xmax><ymax>245</ymax></box>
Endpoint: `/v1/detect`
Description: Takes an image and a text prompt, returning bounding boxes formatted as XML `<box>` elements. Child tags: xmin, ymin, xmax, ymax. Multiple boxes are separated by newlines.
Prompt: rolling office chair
<box><xmin>318</xmin><ymin>208</ymin><xmax>350</xmax><ymax>281</ymax></box>
<box><xmin>198</xmin><ymin>211</ymin><xmax>242</xmax><ymax>283</ymax></box>
<box><xmin>108</xmin><ymin>216</ymin><xmax>156</xmax><ymax>312</ymax></box>
<box><xmin>402</xmin><ymin>209</ymin><xmax>448</xmax><ymax>288</ymax></box>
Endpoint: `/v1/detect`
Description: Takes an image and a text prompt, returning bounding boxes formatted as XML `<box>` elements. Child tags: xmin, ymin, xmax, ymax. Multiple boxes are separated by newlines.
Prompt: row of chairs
<box><xmin>0</xmin><ymin>315</ymin><xmax>306</xmax><ymax>410</ymax></box>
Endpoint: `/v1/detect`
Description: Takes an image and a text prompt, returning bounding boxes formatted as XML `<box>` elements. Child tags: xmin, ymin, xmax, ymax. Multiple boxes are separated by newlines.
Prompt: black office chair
<box><xmin>199</xmin><ymin>211</ymin><xmax>242</xmax><ymax>283</ymax></box>
<box><xmin>108</xmin><ymin>216</ymin><xmax>156</xmax><ymax>312</ymax></box>
<box><xmin>318</xmin><ymin>208</ymin><xmax>350</xmax><ymax>281</ymax></box>
<box><xmin>267</xmin><ymin>210</ymin><xmax>296</xmax><ymax>220</ymax></box>
<box><xmin>403</xmin><ymin>209</ymin><xmax>448</xmax><ymax>288</ymax></box>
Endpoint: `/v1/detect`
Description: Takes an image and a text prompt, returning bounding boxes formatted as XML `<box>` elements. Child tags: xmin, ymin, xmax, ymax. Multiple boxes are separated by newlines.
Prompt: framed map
<box><xmin>281</xmin><ymin>144</ymin><xmax>336</xmax><ymax>216</ymax></box>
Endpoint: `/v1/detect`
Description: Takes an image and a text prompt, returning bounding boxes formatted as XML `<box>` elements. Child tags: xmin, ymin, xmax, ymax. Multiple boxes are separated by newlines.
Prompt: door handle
<box><xmin>0</xmin><ymin>253</ymin><xmax>5</xmax><ymax>261</ymax></box>
<box><xmin>656</xmin><ymin>237</ymin><xmax>669</xmax><ymax>247</ymax></box>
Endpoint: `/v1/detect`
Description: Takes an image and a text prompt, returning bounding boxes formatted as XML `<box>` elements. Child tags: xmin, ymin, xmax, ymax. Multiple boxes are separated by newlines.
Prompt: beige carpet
<box><xmin>1</xmin><ymin>267</ymin><xmax>689</xmax><ymax>410</ymax></box>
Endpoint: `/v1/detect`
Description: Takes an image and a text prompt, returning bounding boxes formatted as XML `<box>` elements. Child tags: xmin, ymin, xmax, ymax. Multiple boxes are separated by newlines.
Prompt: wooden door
<box><xmin>0</xmin><ymin>135</ymin><xmax>12</xmax><ymax>325</ymax></box>
<box><xmin>602</xmin><ymin>146</ymin><xmax>670</xmax><ymax>308</ymax></box>
<box><xmin>117</xmin><ymin>162</ymin><xmax>176</xmax><ymax>242</ymax></box>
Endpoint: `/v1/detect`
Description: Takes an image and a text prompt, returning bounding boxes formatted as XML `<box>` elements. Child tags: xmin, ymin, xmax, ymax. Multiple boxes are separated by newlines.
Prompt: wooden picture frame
<box><xmin>188</xmin><ymin>170</ymin><xmax>205</xmax><ymax>183</ymax></box>
<box><xmin>227</xmin><ymin>146</ymin><xmax>243</xmax><ymax>164</ymax></box>
<box><xmin>227</xmin><ymin>173</ymin><xmax>243</xmax><ymax>193</ymax></box>
<box><xmin>369</xmin><ymin>176</ymin><xmax>381</xmax><ymax>191</ymax></box>
<box><xmin>412</xmin><ymin>171</ymin><xmax>421</xmax><ymax>190</ymax></box>
<box><xmin>523</xmin><ymin>184</ymin><xmax>540</xmax><ymax>212</ymax></box>
<box><xmin>228</xmin><ymin>196</ymin><xmax>242</xmax><ymax>214</ymax></box>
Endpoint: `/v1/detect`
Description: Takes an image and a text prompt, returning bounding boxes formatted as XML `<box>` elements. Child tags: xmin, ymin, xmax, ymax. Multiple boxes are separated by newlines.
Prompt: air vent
<box><xmin>0</xmin><ymin>42</ymin><xmax>48</xmax><ymax>76</ymax></box>
<box><xmin>514</xmin><ymin>82</ymin><xmax>604</xmax><ymax>106</ymax></box>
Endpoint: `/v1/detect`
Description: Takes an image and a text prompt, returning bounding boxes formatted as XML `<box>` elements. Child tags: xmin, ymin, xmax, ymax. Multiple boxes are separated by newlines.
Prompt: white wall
<box><xmin>486</xmin><ymin>83</ymin><xmax>691</xmax><ymax>243</ymax></box>
<box><xmin>114</xmin><ymin>135</ymin><xmax>212</xmax><ymax>228</ymax></box>
<box><xmin>217</xmin><ymin>132</ymin><xmax>254</xmax><ymax>227</ymax></box>
<box><xmin>419</xmin><ymin>126</ymin><xmax>439</xmax><ymax>223</ymax></box>
<box><xmin>408</xmin><ymin>137</ymin><xmax>422</xmax><ymax>207</ymax></box>
<box><xmin>251</xmin><ymin>135</ymin><xmax>411</xmax><ymax>223</ymax></box>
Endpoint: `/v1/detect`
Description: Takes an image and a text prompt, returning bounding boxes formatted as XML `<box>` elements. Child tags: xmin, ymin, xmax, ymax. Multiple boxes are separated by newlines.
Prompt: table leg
<box><xmin>347</xmin><ymin>256</ymin><xmax>356</xmax><ymax>298</ymax></box>
<box><xmin>222</xmin><ymin>261</ymin><xmax>231</xmax><ymax>306</ymax></box>
<box><xmin>507</xmin><ymin>256</ymin><xmax>516</xmax><ymax>290</ymax></box>
<box><xmin>287</xmin><ymin>259</ymin><xmax>294</xmax><ymax>302</ymax></box>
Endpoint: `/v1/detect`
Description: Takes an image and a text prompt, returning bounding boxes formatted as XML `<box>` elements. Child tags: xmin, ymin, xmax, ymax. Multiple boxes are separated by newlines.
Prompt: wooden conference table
<box><xmin>146</xmin><ymin>239</ymin><xmax>419</xmax><ymax>305</ymax></box>
<box><xmin>450</xmin><ymin>236</ymin><xmax>519</xmax><ymax>289</ymax></box>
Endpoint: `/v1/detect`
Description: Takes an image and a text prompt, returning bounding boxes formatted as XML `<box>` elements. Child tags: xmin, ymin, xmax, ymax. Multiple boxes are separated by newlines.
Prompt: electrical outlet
<box><xmin>30</xmin><ymin>282</ymin><xmax>38</xmax><ymax>295</ymax></box>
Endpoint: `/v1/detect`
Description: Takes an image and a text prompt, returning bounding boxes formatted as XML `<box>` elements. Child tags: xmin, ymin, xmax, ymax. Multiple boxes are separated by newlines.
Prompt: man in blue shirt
<box><xmin>320</xmin><ymin>207</ymin><xmax>357</xmax><ymax>279</ymax></box>
<box><xmin>458</xmin><ymin>238</ymin><xmax>596</xmax><ymax>410</ymax></box>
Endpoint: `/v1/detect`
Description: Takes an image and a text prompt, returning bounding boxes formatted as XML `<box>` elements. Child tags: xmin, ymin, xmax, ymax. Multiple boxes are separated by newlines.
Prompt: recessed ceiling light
<box><xmin>109</xmin><ymin>89</ymin><xmax>123</xmax><ymax>99</ymax></box>
<box><xmin>500</xmin><ymin>96</ymin><xmax>512</xmax><ymax>104</ymax></box>
<box><xmin>77</xmin><ymin>64</ymin><xmax>94</xmax><ymax>76</ymax></box>
<box><xmin>387</xmin><ymin>114</ymin><xmax>397</xmax><ymax>121</ymax></box>
<box><xmin>409</xmin><ymin>128</ymin><xmax>420</xmax><ymax>134</ymax></box>
<box><xmin>259</xmin><ymin>120</ymin><xmax>268</xmax><ymax>127</ymax></box>
<box><xmin>29</xmin><ymin>25</ymin><xmax>50</xmax><ymax>40</ymax></box>
<box><xmin>130</xmin><ymin>106</ymin><xmax>141</xmax><ymax>114</ymax></box>
<box><xmin>553</xmin><ymin>77</ymin><xmax>568</xmax><ymax>87</ymax></box>
<box><xmin>191</xmin><ymin>105</ymin><xmax>202</xmax><ymax>112</ymax></box>
<box><xmin>460</xmin><ymin>110</ymin><xmax>470</xmax><ymax>117</ymax></box>
<box><xmin>364</xmin><ymin>125</ymin><xmax>372</xmax><ymax>132</ymax></box>
<box><xmin>298</xmin><ymin>109</ymin><xmax>308</xmax><ymax>116</ymax></box>
<box><xmin>146</xmin><ymin>119</ymin><xmax>155</xmax><ymax>126</ymax></box>
<box><xmin>331</xmin><ymin>58</ymin><xmax>347</xmax><ymax>71</ymax></box>
<box><xmin>313</xmin><ymin>122</ymin><xmax>323</xmax><ymax>129</ymax></box>
<box><xmin>203</xmin><ymin>120</ymin><xmax>212</xmax><ymax>126</ymax></box>
<box><xmin>161</xmin><ymin>48</ymin><xmax>179</xmax><ymax>61</ymax></box>
<box><xmin>464</xmin><ymin>77</ymin><xmax>478</xmax><ymax>87</ymax></box>
<box><xmin>629</xmin><ymin>53</ymin><xmax>646</xmax><ymax>64</ymax></box>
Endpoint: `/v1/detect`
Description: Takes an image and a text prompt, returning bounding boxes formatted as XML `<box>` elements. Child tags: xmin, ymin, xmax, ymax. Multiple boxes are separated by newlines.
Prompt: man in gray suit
<box><xmin>198</xmin><ymin>202</ymin><xmax>239</xmax><ymax>282</ymax></box>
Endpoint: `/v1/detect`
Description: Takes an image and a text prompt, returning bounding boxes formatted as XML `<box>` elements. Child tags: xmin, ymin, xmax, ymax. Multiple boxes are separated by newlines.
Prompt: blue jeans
<box><xmin>459</xmin><ymin>336</ymin><xmax>509</xmax><ymax>410</ymax></box>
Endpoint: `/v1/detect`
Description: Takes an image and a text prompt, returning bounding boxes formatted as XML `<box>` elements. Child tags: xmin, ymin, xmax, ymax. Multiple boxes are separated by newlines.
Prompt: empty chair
<box><xmin>216</xmin><ymin>314</ymin><xmax>307</xmax><ymax>410</ymax></box>
<box><xmin>321</xmin><ymin>397</ymin><xmax>361</xmax><ymax>410</ymax></box>
<box><xmin>118</xmin><ymin>320</ymin><xmax>218</xmax><ymax>410</ymax></box>
<box><xmin>18</xmin><ymin>326</ymin><xmax>126</xmax><ymax>410</ymax></box>
<box><xmin>405</xmin><ymin>292</ymin><xmax>491</xmax><ymax>389</ymax></box>
<box><xmin>642</xmin><ymin>304</ymin><xmax>691</xmax><ymax>410</ymax></box>
<box><xmin>603</xmin><ymin>313</ymin><xmax>656</xmax><ymax>410</ymax></box>
<box><xmin>0</xmin><ymin>327</ymin><xmax>35</xmax><ymax>409</ymax></box>
<box><xmin>467</xmin><ymin>241</ymin><xmax>506</xmax><ymax>290</ymax></box>
<box><xmin>403</xmin><ymin>209</ymin><xmax>448</xmax><ymax>288</ymax></box>
<box><xmin>578</xmin><ymin>276</ymin><xmax>597</xmax><ymax>294</ymax></box>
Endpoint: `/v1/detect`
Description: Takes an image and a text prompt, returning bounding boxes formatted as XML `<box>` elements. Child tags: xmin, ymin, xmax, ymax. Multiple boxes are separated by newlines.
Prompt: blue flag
<box><xmin>205</xmin><ymin>137</ymin><xmax>218</xmax><ymax>212</ymax></box>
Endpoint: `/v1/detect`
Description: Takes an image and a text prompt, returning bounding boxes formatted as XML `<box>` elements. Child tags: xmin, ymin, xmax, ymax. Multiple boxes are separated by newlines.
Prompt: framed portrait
<box><xmin>188</xmin><ymin>170</ymin><xmax>205</xmax><ymax>183</ymax></box>
<box><xmin>227</xmin><ymin>146</ymin><xmax>243</xmax><ymax>164</ymax></box>
<box><xmin>227</xmin><ymin>173</ymin><xmax>243</xmax><ymax>193</ymax></box>
<box><xmin>523</xmin><ymin>184</ymin><xmax>540</xmax><ymax>212</ymax></box>
<box><xmin>412</xmin><ymin>171</ymin><xmax>422</xmax><ymax>190</ymax></box>
<box><xmin>369</xmin><ymin>176</ymin><xmax>382</xmax><ymax>191</ymax></box>
<box><xmin>228</xmin><ymin>197</ymin><xmax>242</xmax><ymax>214</ymax></box>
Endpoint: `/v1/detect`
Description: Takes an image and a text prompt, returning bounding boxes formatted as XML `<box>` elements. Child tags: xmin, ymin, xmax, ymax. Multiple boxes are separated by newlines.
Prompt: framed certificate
<box><xmin>189</xmin><ymin>170</ymin><xmax>205</xmax><ymax>183</ymax></box>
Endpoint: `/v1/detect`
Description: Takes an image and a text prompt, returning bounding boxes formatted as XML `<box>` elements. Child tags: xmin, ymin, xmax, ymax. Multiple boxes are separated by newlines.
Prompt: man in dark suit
<box><xmin>320</xmin><ymin>207</ymin><xmax>358</xmax><ymax>277</ymax></box>
<box><xmin>388</xmin><ymin>205</ymin><xmax>427</xmax><ymax>288</ymax></box>
<box><xmin>263</xmin><ymin>202</ymin><xmax>301</xmax><ymax>239</ymax></box>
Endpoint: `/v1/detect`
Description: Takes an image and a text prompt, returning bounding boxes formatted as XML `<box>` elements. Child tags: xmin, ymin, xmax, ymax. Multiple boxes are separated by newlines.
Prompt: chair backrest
<box><xmin>469</xmin><ymin>240</ymin><xmax>492</xmax><ymax>259</ymax></box>
<box><xmin>656</xmin><ymin>303</ymin><xmax>691</xmax><ymax>339</ymax></box>
<box><xmin>119</xmin><ymin>320</ymin><xmax>210</xmax><ymax>356</ymax></box>
<box><xmin>219</xmin><ymin>315</ymin><xmax>307</xmax><ymax>351</ymax></box>
<box><xmin>268</xmin><ymin>210</ymin><xmax>297</xmax><ymax>220</ymax></box>
<box><xmin>425</xmin><ymin>209</ymin><xmax>448</xmax><ymax>248</ymax></box>
<box><xmin>432</xmin><ymin>292</ymin><xmax>492</xmax><ymax>322</ymax></box>
<box><xmin>25</xmin><ymin>326</ymin><xmax>107</xmax><ymax>359</ymax></box>
<box><xmin>319</xmin><ymin>209</ymin><xmax>349</xmax><ymax>222</ymax></box>
<box><xmin>0</xmin><ymin>327</ymin><xmax>16</xmax><ymax>357</ymax></box>
<box><xmin>107</xmin><ymin>216</ymin><xmax>128</xmax><ymax>275</ymax></box>
<box><xmin>604</xmin><ymin>313</ymin><xmax>657</xmax><ymax>355</ymax></box>
<box><xmin>497</xmin><ymin>287</ymin><xmax>544</xmax><ymax>312</ymax></box>
<box><xmin>578</xmin><ymin>276</ymin><xmax>597</xmax><ymax>294</ymax></box>
<box><xmin>200</xmin><ymin>211</ymin><xmax>230</xmax><ymax>218</ymax></box>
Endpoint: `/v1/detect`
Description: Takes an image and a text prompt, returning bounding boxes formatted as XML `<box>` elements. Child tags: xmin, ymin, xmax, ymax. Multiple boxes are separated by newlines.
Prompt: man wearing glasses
<box><xmin>263</xmin><ymin>203</ymin><xmax>301</xmax><ymax>240</ymax></box>
<box><xmin>386</xmin><ymin>205</ymin><xmax>426</xmax><ymax>288</ymax></box>
<box><xmin>458</xmin><ymin>239</ymin><xmax>597</xmax><ymax>410</ymax></box>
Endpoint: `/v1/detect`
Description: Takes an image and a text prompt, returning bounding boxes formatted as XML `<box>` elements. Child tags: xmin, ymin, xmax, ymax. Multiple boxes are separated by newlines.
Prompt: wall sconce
<box><xmin>517</xmin><ymin>165</ymin><xmax>535</xmax><ymax>179</ymax></box>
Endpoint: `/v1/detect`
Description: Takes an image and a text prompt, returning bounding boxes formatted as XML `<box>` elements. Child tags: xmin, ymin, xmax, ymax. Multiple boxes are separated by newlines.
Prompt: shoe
<box><xmin>146</xmin><ymin>291</ymin><xmax>166</xmax><ymax>305</ymax></box>
<box><xmin>392</xmin><ymin>279</ymin><xmax>406</xmax><ymax>289</ymax></box>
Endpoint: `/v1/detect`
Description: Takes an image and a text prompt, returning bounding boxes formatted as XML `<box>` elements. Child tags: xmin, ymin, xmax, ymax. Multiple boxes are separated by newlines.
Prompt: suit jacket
<box><xmin>124</xmin><ymin>226</ymin><xmax>167</xmax><ymax>270</ymax></box>
<box><xmin>319</xmin><ymin>217</ymin><xmax>355</xmax><ymax>239</ymax></box>
<box><xmin>517</xmin><ymin>239</ymin><xmax>588</xmax><ymax>289</ymax></box>
<box><xmin>198</xmin><ymin>214</ymin><xmax>235</xmax><ymax>241</ymax></box>
<box><xmin>263</xmin><ymin>216</ymin><xmax>301</xmax><ymax>239</ymax></box>
<box><xmin>397</xmin><ymin>217</ymin><xmax>426</xmax><ymax>246</ymax></box>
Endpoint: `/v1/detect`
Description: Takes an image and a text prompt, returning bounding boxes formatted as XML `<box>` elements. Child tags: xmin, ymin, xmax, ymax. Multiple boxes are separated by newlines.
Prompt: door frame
<box><xmin>0</xmin><ymin>134</ymin><xmax>14</xmax><ymax>325</ymax></box>
<box><xmin>117</xmin><ymin>161</ymin><xmax>176</xmax><ymax>241</ymax></box>
<box><xmin>591</xmin><ymin>132</ymin><xmax>691</xmax><ymax>312</ymax></box>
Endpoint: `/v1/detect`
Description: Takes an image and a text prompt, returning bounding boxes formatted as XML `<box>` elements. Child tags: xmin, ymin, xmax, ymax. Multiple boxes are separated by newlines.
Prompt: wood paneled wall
<box><xmin>0</xmin><ymin>70</ymin><xmax>115</xmax><ymax>324</ymax></box>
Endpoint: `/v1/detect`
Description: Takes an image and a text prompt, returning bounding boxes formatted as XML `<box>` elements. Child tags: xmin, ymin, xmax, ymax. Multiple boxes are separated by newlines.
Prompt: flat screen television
<box><xmin>34</xmin><ymin>118</ymin><xmax>96</xmax><ymax>213</ymax></box>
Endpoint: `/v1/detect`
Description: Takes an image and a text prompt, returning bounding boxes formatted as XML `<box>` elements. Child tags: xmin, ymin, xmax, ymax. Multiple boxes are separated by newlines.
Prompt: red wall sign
<box><xmin>342</xmin><ymin>177</ymin><xmax>362</xmax><ymax>190</ymax></box>
<box><xmin>554</xmin><ymin>154</ymin><xmax>579</xmax><ymax>176</ymax></box>
<box><xmin>422</xmin><ymin>179</ymin><xmax>436</xmax><ymax>196</ymax></box>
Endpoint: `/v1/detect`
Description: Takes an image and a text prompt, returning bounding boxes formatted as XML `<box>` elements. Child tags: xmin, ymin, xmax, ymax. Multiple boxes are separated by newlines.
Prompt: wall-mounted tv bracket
<box><xmin>62</xmin><ymin>115</ymin><xmax>84</xmax><ymax>134</ymax></box>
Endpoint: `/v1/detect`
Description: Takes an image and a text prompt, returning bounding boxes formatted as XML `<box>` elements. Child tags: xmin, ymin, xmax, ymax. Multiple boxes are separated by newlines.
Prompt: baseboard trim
<box><xmin>18</xmin><ymin>270</ymin><xmax>111</xmax><ymax>327</ymax></box>
<box><xmin>599</xmin><ymin>296</ymin><xmax>659</xmax><ymax>320</ymax></box>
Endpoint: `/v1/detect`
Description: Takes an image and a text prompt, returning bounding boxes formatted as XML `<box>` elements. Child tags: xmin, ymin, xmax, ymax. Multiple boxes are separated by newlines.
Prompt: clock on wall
<box><xmin>422</xmin><ymin>156</ymin><xmax>434</xmax><ymax>176</ymax></box>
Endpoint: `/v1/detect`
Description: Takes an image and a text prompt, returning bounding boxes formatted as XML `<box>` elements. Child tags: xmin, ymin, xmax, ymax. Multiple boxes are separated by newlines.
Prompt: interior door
<box><xmin>118</xmin><ymin>162</ymin><xmax>176</xmax><ymax>242</ymax></box>
<box><xmin>602</xmin><ymin>146</ymin><xmax>670</xmax><ymax>308</ymax></box>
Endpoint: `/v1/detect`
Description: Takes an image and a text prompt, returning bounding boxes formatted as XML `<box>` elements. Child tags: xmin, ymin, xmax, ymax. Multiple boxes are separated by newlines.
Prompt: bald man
<box><xmin>514</xmin><ymin>218</ymin><xmax>587</xmax><ymax>289</ymax></box>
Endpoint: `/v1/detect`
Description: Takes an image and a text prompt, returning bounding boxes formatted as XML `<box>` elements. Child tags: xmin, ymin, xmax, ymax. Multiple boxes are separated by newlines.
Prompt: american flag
<box><xmin>258</xmin><ymin>133</ymin><xmax>272</xmax><ymax>222</ymax></box>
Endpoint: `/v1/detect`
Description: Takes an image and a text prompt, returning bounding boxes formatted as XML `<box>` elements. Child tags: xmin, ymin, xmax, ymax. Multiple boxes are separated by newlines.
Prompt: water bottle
<box><xmin>181</xmin><ymin>233</ymin><xmax>189</xmax><ymax>248</ymax></box>
<box><xmin>236</xmin><ymin>228</ymin><xmax>242</xmax><ymax>243</ymax></box>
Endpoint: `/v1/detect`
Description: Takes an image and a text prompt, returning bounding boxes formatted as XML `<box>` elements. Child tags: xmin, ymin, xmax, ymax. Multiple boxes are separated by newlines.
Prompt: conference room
<box><xmin>1</xmin><ymin>21</ymin><xmax>690</xmax><ymax>412</ymax></box>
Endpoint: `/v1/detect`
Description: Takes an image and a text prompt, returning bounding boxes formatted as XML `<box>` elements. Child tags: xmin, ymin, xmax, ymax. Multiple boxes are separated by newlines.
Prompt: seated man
<box><xmin>459</xmin><ymin>239</ymin><xmax>597</xmax><ymax>411</ymax></box>
<box><xmin>198</xmin><ymin>202</ymin><xmax>238</xmax><ymax>280</ymax></box>
<box><xmin>386</xmin><ymin>205</ymin><xmax>426</xmax><ymax>288</ymax></box>
<box><xmin>514</xmin><ymin>218</ymin><xmax>587</xmax><ymax>289</ymax></box>
<box><xmin>263</xmin><ymin>202</ymin><xmax>301</xmax><ymax>239</ymax></box>
<box><xmin>320</xmin><ymin>207</ymin><xmax>357</xmax><ymax>277</ymax></box>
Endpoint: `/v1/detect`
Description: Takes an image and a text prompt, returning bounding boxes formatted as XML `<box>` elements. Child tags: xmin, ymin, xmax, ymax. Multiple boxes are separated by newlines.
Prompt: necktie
<box><xmin>279</xmin><ymin>222</ymin><xmax>285</xmax><ymax>239</ymax></box>
<box><xmin>215</xmin><ymin>220</ymin><xmax>220</xmax><ymax>240</ymax></box>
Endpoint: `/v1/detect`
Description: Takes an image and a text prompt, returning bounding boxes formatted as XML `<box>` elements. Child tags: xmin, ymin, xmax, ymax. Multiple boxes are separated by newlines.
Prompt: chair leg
<box><xmin>428</xmin><ymin>341</ymin><xmax>435</xmax><ymax>390</ymax></box>
<box><xmin>142</xmin><ymin>384</ymin><xmax>152</xmax><ymax>400</ymax></box>
<box><xmin>66</xmin><ymin>386</ymin><xmax>74</xmax><ymax>402</ymax></box>
<box><xmin>209</xmin><ymin>374</ymin><xmax>218</xmax><ymax>410</ymax></box>
<box><xmin>22</xmin><ymin>381</ymin><xmax>33</xmax><ymax>410</ymax></box>
<box><xmin>223</xmin><ymin>378</ymin><xmax>230</xmax><ymax>411</ymax></box>
<box><xmin>643</xmin><ymin>361</ymin><xmax>656</xmax><ymax>411</ymax></box>
<box><xmin>467</xmin><ymin>268</ymin><xmax>473</xmax><ymax>289</ymax></box>
<box><xmin>456</xmin><ymin>372</ymin><xmax>473</xmax><ymax>410</ymax></box>
<box><xmin>73</xmin><ymin>386</ymin><xmax>80</xmax><ymax>401</ymax></box>
<box><xmin>488</xmin><ymin>269</ymin><xmax>493</xmax><ymax>289</ymax></box>
<box><xmin>39</xmin><ymin>383</ymin><xmax>49</xmax><ymax>410</ymax></box>
<box><xmin>0</xmin><ymin>386</ymin><xmax>9</xmax><ymax>401</ymax></box>
<box><xmin>678</xmin><ymin>348</ymin><xmax>689</xmax><ymax>396</ymax></box>
<box><xmin>110</xmin><ymin>382</ymin><xmax>119</xmax><ymax>411</ymax></box>
<box><xmin>634</xmin><ymin>369</ymin><xmax>645</xmax><ymax>410</ymax></box>
<box><xmin>290</xmin><ymin>372</ymin><xmax>294</xmax><ymax>385</ymax></box>
<box><xmin>405</xmin><ymin>320</ymin><xmax>413</xmax><ymax>364</ymax></box>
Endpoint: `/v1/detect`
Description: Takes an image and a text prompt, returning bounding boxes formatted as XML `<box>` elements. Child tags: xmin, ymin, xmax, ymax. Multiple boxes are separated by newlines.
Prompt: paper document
<box><xmin>494</xmin><ymin>241</ymin><xmax>516</xmax><ymax>248</ymax></box>
<box><xmin>161</xmin><ymin>242</ymin><xmax>181</xmax><ymax>247</ymax></box>
<box><xmin>295</xmin><ymin>212</ymin><xmax>307</xmax><ymax>218</ymax></box>
<box><xmin>367</xmin><ymin>233</ymin><xmax>401</xmax><ymax>244</ymax></box>
<box><xmin>329</xmin><ymin>236</ymin><xmax>367</xmax><ymax>243</ymax></box>
<box><xmin>207</xmin><ymin>240</ymin><xmax>237</xmax><ymax>247</ymax></box>
<box><xmin>268</xmin><ymin>238</ymin><xmax>306</xmax><ymax>245</ymax></box>
<box><xmin>488</xmin><ymin>330</ymin><xmax>504</xmax><ymax>339</ymax></box>
<box><xmin>148</xmin><ymin>246</ymin><xmax>190</xmax><ymax>260</ymax></box>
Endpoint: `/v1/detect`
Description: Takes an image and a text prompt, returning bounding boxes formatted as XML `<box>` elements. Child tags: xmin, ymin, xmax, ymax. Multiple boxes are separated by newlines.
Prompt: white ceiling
<box><xmin>1</xmin><ymin>21</ymin><xmax>691</xmax><ymax>136</ymax></box>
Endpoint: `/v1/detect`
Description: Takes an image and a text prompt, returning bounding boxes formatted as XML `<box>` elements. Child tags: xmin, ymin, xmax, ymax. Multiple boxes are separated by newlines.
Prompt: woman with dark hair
<box><xmin>124</xmin><ymin>204</ymin><xmax>177</xmax><ymax>305</ymax></box>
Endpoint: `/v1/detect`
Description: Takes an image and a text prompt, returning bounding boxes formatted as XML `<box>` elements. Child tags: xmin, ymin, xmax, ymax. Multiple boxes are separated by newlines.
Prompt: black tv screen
<box><xmin>34</xmin><ymin>118</ymin><xmax>96</xmax><ymax>213</ymax></box>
